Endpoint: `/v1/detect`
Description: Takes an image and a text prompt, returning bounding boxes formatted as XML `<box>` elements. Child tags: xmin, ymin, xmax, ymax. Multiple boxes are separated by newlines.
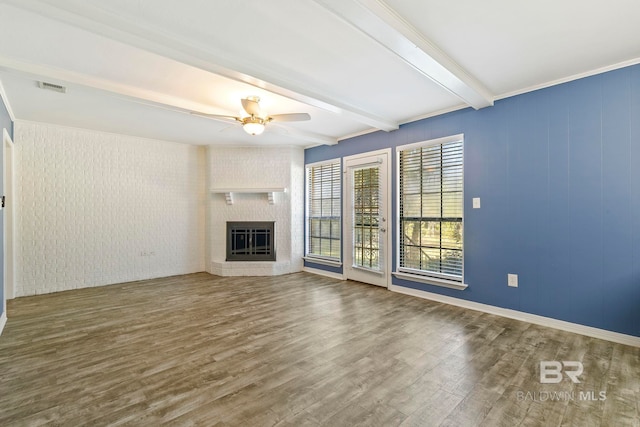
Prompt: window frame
<box><xmin>394</xmin><ymin>134</ymin><xmax>467</xmax><ymax>290</ymax></box>
<box><xmin>304</xmin><ymin>158</ymin><xmax>342</xmax><ymax>266</ymax></box>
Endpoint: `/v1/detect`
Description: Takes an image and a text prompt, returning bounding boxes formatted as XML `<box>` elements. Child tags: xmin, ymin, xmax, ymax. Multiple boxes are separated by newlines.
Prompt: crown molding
<box><xmin>496</xmin><ymin>57</ymin><xmax>640</xmax><ymax>101</ymax></box>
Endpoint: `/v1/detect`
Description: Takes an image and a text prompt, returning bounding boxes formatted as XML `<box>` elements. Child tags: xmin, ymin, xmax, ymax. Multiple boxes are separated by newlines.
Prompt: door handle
<box><xmin>380</xmin><ymin>228</ymin><xmax>386</xmax><ymax>233</ymax></box>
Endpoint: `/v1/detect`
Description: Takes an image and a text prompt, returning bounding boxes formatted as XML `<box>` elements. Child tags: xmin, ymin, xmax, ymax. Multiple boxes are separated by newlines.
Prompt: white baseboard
<box><xmin>389</xmin><ymin>284</ymin><xmax>640</xmax><ymax>348</ymax></box>
<box><xmin>0</xmin><ymin>312</ymin><xmax>6</xmax><ymax>336</ymax></box>
<box><xmin>303</xmin><ymin>266</ymin><xmax>346</xmax><ymax>281</ymax></box>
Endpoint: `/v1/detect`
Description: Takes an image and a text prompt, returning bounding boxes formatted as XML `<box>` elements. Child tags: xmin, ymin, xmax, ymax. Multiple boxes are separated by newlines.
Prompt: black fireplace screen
<box><xmin>226</xmin><ymin>222</ymin><xmax>276</xmax><ymax>261</ymax></box>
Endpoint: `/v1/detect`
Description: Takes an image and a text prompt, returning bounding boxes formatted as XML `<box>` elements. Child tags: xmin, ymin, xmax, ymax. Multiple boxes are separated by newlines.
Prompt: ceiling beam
<box><xmin>4</xmin><ymin>0</ymin><xmax>398</xmax><ymax>132</ymax></box>
<box><xmin>0</xmin><ymin>57</ymin><xmax>339</xmax><ymax>146</ymax></box>
<box><xmin>314</xmin><ymin>0</ymin><xmax>494</xmax><ymax>109</ymax></box>
<box><xmin>0</xmin><ymin>55</ymin><xmax>231</xmax><ymax>116</ymax></box>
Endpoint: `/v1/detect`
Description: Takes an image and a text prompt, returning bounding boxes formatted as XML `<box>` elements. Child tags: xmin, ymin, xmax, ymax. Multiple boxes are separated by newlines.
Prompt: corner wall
<box><xmin>305</xmin><ymin>64</ymin><xmax>640</xmax><ymax>338</ymax></box>
<box><xmin>14</xmin><ymin>121</ymin><xmax>206</xmax><ymax>296</ymax></box>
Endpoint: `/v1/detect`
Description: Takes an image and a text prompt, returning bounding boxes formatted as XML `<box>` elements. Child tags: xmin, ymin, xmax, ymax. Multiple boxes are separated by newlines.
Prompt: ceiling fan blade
<box><xmin>241</xmin><ymin>98</ymin><xmax>262</xmax><ymax>116</ymax></box>
<box><xmin>190</xmin><ymin>112</ymin><xmax>239</xmax><ymax>121</ymax></box>
<box><xmin>269</xmin><ymin>113</ymin><xmax>311</xmax><ymax>122</ymax></box>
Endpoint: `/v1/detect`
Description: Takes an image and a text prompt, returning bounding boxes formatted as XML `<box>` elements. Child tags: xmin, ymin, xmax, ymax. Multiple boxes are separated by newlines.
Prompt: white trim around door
<box><xmin>3</xmin><ymin>128</ymin><xmax>15</xmax><ymax>304</ymax></box>
<box><xmin>343</xmin><ymin>148</ymin><xmax>392</xmax><ymax>288</ymax></box>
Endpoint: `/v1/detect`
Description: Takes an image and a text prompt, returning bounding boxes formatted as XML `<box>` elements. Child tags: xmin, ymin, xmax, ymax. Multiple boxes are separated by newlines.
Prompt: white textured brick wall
<box><xmin>207</xmin><ymin>146</ymin><xmax>304</xmax><ymax>276</ymax></box>
<box><xmin>14</xmin><ymin>121</ymin><xmax>206</xmax><ymax>296</ymax></box>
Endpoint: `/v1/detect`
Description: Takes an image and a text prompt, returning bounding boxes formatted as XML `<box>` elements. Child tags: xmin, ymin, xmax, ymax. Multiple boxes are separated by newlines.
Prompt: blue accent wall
<box><xmin>0</xmin><ymin>95</ymin><xmax>10</xmax><ymax>320</ymax></box>
<box><xmin>305</xmin><ymin>64</ymin><xmax>640</xmax><ymax>337</ymax></box>
<box><xmin>0</xmin><ymin>98</ymin><xmax>11</xmax><ymax>139</ymax></box>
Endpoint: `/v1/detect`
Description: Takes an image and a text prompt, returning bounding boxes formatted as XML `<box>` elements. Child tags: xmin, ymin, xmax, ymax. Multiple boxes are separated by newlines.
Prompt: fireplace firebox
<box><xmin>226</xmin><ymin>221</ymin><xmax>276</xmax><ymax>261</ymax></box>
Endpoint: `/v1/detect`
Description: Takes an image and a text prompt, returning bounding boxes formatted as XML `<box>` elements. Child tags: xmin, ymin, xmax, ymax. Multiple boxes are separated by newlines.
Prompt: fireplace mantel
<box><xmin>210</xmin><ymin>187</ymin><xmax>287</xmax><ymax>205</ymax></box>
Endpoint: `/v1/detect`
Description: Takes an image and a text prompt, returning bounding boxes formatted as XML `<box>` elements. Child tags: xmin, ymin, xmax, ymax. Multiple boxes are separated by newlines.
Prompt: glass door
<box><xmin>344</xmin><ymin>149</ymin><xmax>390</xmax><ymax>287</ymax></box>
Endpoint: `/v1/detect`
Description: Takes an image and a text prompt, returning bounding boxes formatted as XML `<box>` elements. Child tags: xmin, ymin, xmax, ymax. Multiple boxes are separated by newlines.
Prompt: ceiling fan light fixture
<box><xmin>194</xmin><ymin>96</ymin><xmax>309</xmax><ymax>137</ymax></box>
<box><xmin>242</xmin><ymin>116</ymin><xmax>266</xmax><ymax>135</ymax></box>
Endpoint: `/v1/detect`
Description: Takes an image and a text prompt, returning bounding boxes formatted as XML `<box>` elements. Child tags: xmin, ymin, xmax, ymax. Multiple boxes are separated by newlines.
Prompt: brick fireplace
<box><xmin>206</xmin><ymin>146</ymin><xmax>304</xmax><ymax>276</ymax></box>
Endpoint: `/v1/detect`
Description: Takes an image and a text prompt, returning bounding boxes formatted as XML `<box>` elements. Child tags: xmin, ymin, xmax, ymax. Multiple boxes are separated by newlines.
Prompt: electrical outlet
<box><xmin>508</xmin><ymin>274</ymin><xmax>518</xmax><ymax>287</ymax></box>
<box><xmin>473</xmin><ymin>197</ymin><xmax>481</xmax><ymax>209</ymax></box>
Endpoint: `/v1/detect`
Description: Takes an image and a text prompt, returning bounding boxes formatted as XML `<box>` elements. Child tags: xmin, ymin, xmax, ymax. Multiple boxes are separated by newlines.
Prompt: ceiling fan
<box><xmin>191</xmin><ymin>96</ymin><xmax>310</xmax><ymax>135</ymax></box>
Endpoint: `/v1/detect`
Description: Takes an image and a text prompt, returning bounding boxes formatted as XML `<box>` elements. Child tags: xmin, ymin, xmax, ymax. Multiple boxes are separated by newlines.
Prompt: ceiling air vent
<box><xmin>38</xmin><ymin>81</ymin><xmax>66</xmax><ymax>93</ymax></box>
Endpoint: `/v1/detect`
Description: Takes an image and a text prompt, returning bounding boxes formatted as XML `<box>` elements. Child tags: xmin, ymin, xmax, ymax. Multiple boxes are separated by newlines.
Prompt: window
<box><xmin>397</xmin><ymin>135</ymin><xmax>463</xmax><ymax>284</ymax></box>
<box><xmin>306</xmin><ymin>160</ymin><xmax>341</xmax><ymax>261</ymax></box>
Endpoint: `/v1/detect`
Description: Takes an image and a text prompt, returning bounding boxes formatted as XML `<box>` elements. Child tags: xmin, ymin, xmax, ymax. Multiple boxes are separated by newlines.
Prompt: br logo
<box><xmin>539</xmin><ymin>361</ymin><xmax>583</xmax><ymax>384</ymax></box>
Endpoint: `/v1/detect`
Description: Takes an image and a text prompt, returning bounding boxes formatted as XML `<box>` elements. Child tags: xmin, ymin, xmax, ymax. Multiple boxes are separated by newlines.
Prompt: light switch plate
<box><xmin>508</xmin><ymin>274</ymin><xmax>518</xmax><ymax>287</ymax></box>
<box><xmin>473</xmin><ymin>197</ymin><xmax>481</xmax><ymax>209</ymax></box>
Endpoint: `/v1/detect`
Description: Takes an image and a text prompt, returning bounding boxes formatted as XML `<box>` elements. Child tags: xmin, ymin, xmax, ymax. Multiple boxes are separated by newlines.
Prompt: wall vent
<box><xmin>38</xmin><ymin>81</ymin><xmax>66</xmax><ymax>93</ymax></box>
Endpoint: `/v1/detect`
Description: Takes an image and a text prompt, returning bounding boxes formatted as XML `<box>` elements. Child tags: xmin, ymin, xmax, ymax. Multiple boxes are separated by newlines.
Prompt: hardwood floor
<box><xmin>1</xmin><ymin>272</ymin><xmax>638</xmax><ymax>426</ymax></box>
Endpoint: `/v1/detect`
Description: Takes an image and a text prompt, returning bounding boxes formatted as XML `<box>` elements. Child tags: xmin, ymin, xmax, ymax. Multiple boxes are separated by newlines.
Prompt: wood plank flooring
<box><xmin>1</xmin><ymin>272</ymin><xmax>639</xmax><ymax>426</ymax></box>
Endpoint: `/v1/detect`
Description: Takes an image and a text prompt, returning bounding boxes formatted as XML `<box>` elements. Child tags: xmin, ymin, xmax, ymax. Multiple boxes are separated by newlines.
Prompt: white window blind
<box><xmin>306</xmin><ymin>160</ymin><xmax>341</xmax><ymax>260</ymax></box>
<box><xmin>398</xmin><ymin>137</ymin><xmax>463</xmax><ymax>281</ymax></box>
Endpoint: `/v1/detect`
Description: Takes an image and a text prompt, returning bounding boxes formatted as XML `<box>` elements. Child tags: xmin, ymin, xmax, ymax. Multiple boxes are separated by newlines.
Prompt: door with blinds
<box><xmin>343</xmin><ymin>149</ymin><xmax>391</xmax><ymax>287</ymax></box>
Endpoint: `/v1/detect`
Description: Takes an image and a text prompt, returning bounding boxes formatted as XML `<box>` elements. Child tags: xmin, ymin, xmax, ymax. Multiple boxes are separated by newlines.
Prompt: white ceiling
<box><xmin>0</xmin><ymin>0</ymin><xmax>639</xmax><ymax>147</ymax></box>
